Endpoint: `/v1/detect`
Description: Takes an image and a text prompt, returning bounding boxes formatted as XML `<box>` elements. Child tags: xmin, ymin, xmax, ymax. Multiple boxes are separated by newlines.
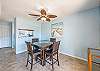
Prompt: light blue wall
<box><xmin>16</xmin><ymin>17</ymin><xmax>41</xmax><ymax>54</ymax></box>
<box><xmin>42</xmin><ymin>7</ymin><xmax>100</xmax><ymax>60</ymax></box>
<box><xmin>60</xmin><ymin>7</ymin><xmax>100</xmax><ymax>60</ymax></box>
<box><xmin>41</xmin><ymin>22</ymin><xmax>51</xmax><ymax>40</ymax></box>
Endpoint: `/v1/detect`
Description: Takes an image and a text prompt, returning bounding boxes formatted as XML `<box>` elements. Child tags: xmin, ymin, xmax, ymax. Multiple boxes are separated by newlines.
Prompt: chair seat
<box><xmin>33</xmin><ymin>49</ymin><xmax>41</xmax><ymax>53</ymax></box>
<box><xmin>45</xmin><ymin>49</ymin><xmax>52</xmax><ymax>54</ymax></box>
<box><xmin>33</xmin><ymin>44</ymin><xmax>41</xmax><ymax>53</ymax></box>
<box><xmin>33</xmin><ymin>45</ymin><xmax>40</xmax><ymax>49</ymax></box>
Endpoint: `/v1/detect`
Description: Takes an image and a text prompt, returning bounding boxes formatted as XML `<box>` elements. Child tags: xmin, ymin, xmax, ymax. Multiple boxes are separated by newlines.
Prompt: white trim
<box><xmin>59</xmin><ymin>51</ymin><xmax>87</xmax><ymax>61</ymax></box>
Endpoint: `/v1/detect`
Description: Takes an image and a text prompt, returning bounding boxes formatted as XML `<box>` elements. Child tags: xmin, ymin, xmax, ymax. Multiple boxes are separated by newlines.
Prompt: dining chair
<box><xmin>49</xmin><ymin>38</ymin><xmax>56</xmax><ymax>51</ymax></box>
<box><xmin>25</xmin><ymin>41</ymin><xmax>41</xmax><ymax>71</ymax></box>
<box><xmin>50</xmin><ymin>38</ymin><xmax>56</xmax><ymax>42</ymax></box>
<box><xmin>32</xmin><ymin>38</ymin><xmax>40</xmax><ymax>52</ymax></box>
<box><xmin>45</xmin><ymin>41</ymin><xmax>60</xmax><ymax>70</ymax></box>
<box><xmin>32</xmin><ymin>38</ymin><xmax>39</xmax><ymax>43</ymax></box>
<box><xmin>88</xmin><ymin>48</ymin><xmax>100</xmax><ymax>71</ymax></box>
<box><xmin>32</xmin><ymin>42</ymin><xmax>53</xmax><ymax>66</ymax></box>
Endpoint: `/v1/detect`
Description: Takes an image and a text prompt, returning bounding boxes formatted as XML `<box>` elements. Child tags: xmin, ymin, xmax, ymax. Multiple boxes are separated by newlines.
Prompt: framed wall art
<box><xmin>51</xmin><ymin>22</ymin><xmax>63</xmax><ymax>38</ymax></box>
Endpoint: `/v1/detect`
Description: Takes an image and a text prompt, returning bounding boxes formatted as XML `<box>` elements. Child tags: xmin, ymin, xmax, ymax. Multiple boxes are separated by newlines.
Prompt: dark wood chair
<box><xmin>49</xmin><ymin>38</ymin><xmax>56</xmax><ymax>51</ymax></box>
<box><xmin>50</xmin><ymin>38</ymin><xmax>56</xmax><ymax>42</ymax></box>
<box><xmin>32</xmin><ymin>38</ymin><xmax>39</xmax><ymax>43</ymax></box>
<box><xmin>25</xmin><ymin>41</ymin><xmax>41</xmax><ymax>71</ymax></box>
<box><xmin>45</xmin><ymin>41</ymin><xmax>60</xmax><ymax>70</ymax></box>
<box><xmin>32</xmin><ymin>38</ymin><xmax>40</xmax><ymax>52</ymax></box>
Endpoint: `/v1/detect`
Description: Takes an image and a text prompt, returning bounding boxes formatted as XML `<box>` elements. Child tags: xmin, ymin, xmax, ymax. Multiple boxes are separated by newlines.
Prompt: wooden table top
<box><xmin>32</xmin><ymin>41</ymin><xmax>52</xmax><ymax>49</ymax></box>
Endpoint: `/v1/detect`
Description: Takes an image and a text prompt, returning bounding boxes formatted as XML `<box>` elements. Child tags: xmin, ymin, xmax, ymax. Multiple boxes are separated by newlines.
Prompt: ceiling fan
<box><xmin>28</xmin><ymin>9</ymin><xmax>57</xmax><ymax>22</ymax></box>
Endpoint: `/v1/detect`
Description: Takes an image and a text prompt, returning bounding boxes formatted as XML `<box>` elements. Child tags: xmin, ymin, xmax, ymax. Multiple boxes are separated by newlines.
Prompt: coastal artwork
<box><xmin>51</xmin><ymin>22</ymin><xmax>63</xmax><ymax>37</ymax></box>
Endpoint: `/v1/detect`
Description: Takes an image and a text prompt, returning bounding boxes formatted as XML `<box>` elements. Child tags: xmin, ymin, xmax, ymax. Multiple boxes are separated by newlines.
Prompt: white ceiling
<box><xmin>0</xmin><ymin>0</ymin><xmax>100</xmax><ymax>20</ymax></box>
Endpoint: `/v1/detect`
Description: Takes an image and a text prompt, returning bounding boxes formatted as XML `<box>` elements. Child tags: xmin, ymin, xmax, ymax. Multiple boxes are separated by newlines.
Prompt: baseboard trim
<box><xmin>59</xmin><ymin>51</ymin><xmax>87</xmax><ymax>61</ymax></box>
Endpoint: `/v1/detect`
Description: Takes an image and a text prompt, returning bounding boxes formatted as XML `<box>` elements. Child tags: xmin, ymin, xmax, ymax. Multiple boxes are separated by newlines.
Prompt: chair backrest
<box><xmin>32</xmin><ymin>38</ymin><xmax>39</xmax><ymax>43</ymax></box>
<box><xmin>52</xmin><ymin>41</ymin><xmax>60</xmax><ymax>52</ymax></box>
<box><xmin>25</xmin><ymin>41</ymin><xmax>33</xmax><ymax>54</ymax></box>
<box><xmin>50</xmin><ymin>38</ymin><xmax>56</xmax><ymax>42</ymax></box>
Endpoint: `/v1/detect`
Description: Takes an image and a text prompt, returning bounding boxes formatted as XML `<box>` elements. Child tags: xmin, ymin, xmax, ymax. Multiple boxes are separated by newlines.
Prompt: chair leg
<box><xmin>30</xmin><ymin>57</ymin><xmax>33</xmax><ymax>71</ymax></box>
<box><xmin>57</xmin><ymin>52</ymin><xmax>59</xmax><ymax>66</ymax></box>
<box><xmin>50</xmin><ymin>56</ymin><xmax>52</xmax><ymax>61</ymax></box>
<box><xmin>88</xmin><ymin>48</ymin><xmax>92</xmax><ymax>71</ymax></box>
<box><xmin>51</xmin><ymin>55</ymin><xmax>54</xmax><ymax>70</ymax></box>
<box><xmin>26</xmin><ymin>54</ymin><xmax>29</xmax><ymax>67</ymax></box>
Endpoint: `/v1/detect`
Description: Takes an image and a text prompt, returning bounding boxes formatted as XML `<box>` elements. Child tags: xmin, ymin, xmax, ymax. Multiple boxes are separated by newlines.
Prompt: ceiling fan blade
<box><xmin>40</xmin><ymin>9</ymin><xmax>46</xmax><ymax>15</ymax></box>
<box><xmin>46</xmin><ymin>18</ymin><xmax>51</xmax><ymax>22</ymax></box>
<box><xmin>37</xmin><ymin>17</ymin><xmax>41</xmax><ymax>21</ymax></box>
<box><xmin>29</xmin><ymin>14</ymin><xmax>40</xmax><ymax>16</ymax></box>
<box><xmin>47</xmin><ymin>15</ymin><xmax>57</xmax><ymax>18</ymax></box>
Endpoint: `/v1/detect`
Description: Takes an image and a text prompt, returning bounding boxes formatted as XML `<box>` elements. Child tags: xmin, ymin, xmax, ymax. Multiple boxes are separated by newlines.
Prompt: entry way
<box><xmin>0</xmin><ymin>21</ymin><xmax>12</xmax><ymax>48</ymax></box>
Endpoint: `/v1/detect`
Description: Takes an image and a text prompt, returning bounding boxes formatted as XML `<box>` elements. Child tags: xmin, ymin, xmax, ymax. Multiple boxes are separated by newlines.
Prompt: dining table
<box><xmin>32</xmin><ymin>40</ymin><xmax>53</xmax><ymax>66</ymax></box>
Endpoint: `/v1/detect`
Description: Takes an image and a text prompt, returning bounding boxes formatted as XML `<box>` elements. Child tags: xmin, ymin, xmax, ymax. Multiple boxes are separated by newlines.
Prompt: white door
<box><xmin>0</xmin><ymin>21</ymin><xmax>12</xmax><ymax>48</ymax></box>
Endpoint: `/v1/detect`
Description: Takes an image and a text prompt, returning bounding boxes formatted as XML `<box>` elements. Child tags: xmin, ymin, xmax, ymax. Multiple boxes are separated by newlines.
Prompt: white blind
<box><xmin>0</xmin><ymin>22</ymin><xmax>12</xmax><ymax>48</ymax></box>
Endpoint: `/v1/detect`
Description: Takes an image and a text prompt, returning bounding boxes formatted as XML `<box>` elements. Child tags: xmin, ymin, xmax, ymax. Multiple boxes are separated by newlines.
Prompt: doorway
<box><xmin>0</xmin><ymin>21</ymin><xmax>12</xmax><ymax>48</ymax></box>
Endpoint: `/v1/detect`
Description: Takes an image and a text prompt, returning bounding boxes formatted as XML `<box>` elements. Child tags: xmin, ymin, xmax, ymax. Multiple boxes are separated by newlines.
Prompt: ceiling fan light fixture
<box><xmin>41</xmin><ymin>17</ymin><xmax>46</xmax><ymax>21</ymax></box>
<box><xmin>29</xmin><ymin>9</ymin><xmax>57</xmax><ymax>22</ymax></box>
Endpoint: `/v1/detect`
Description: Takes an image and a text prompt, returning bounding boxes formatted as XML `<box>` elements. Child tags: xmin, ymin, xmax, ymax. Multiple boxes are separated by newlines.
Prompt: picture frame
<box><xmin>51</xmin><ymin>22</ymin><xmax>63</xmax><ymax>37</ymax></box>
